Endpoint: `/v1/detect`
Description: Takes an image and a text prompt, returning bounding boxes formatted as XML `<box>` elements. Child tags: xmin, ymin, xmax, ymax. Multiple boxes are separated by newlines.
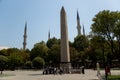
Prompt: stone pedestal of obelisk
<box><xmin>60</xmin><ymin>6</ymin><xmax>71</xmax><ymax>73</ymax></box>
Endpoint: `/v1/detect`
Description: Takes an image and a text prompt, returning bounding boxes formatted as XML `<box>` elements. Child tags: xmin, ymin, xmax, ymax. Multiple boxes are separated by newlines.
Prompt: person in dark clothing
<box><xmin>81</xmin><ymin>66</ymin><xmax>85</xmax><ymax>74</ymax></box>
<box><xmin>59</xmin><ymin>67</ymin><xmax>63</xmax><ymax>74</ymax></box>
<box><xmin>105</xmin><ymin>65</ymin><xmax>111</xmax><ymax>80</ymax></box>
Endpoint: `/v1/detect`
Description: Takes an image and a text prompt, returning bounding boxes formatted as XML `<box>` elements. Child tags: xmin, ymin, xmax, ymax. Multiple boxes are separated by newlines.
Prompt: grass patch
<box><xmin>108</xmin><ymin>75</ymin><xmax>120</xmax><ymax>80</ymax></box>
<box><xmin>0</xmin><ymin>74</ymin><xmax>15</xmax><ymax>77</ymax></box>
<box><xmin>0</xmin><ymin>74</ymin><xmax>8</xmax><ymax>77</ymax></box>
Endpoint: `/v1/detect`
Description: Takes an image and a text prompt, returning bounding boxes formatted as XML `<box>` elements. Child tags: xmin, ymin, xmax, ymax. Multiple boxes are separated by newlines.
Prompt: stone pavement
<box><xmin>0</xmin><ymin>69</ymin><xmax>98</xmax><ymax>80</ymax></box>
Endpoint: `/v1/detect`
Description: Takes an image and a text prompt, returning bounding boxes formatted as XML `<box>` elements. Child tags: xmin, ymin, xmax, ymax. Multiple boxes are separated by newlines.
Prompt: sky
<box><xmin>0</xmin><ymin>0</ymin><xmax>120</xmax><ymax>50</ymax></box>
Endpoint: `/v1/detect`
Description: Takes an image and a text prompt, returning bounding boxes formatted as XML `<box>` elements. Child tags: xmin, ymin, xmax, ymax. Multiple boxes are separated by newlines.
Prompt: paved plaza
<box><xmin>0</xmin><ymin>69</ymin><xmax>99</xmax><ymax>80</ymax></box>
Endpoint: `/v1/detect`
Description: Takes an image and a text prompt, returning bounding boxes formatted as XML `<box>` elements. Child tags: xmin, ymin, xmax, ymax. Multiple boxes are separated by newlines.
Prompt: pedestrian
<box><xmin>59</xmin><ymin>67</ymin><xmax>63</xmax><ymax>74</ymax></box>
<box><xmin>96</xmin><ymin>62</ymin><xmax>100</xmax><ymax>76</ymax></box>
<box><xmin>105</xmin><ymin>65</ymin><xmax>111</xmax><ymax>76</ymax></box>
<box><xmin>81</xmin><ymin>66</ymin><xmax>85</xmax><ymax>74</ymax></box>
<box><xmin>53</xmin><ymin>67</ymin><xmax>57</xmax><ymax>75</ymax></box>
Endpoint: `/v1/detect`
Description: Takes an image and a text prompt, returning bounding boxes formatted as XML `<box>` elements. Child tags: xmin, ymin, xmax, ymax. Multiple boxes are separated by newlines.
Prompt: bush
<box><xmin>25</xmin><ymin>61</ymin><xmax>32</xmax><ymax>69</ymax></box>
<box><xmin>32</xmin><ymin>57</ymin><xmax>45</xmax><ymax>69</ymax></box>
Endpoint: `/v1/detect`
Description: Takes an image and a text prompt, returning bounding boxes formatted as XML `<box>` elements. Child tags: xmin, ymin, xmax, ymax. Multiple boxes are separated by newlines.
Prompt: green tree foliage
<box><xmin>0</xmin><ymin>48</ymin><xmax>30</xmax><ymax>70</ymax></box>
<box><xmin>0</xmin><ymin>49</ymin><xmax>7</xmax><ymax>56</ymax></box>
<box><xmin>70</xmin><ymin>47</ymin><xmax>79</xmax><ymax>62</ymax></box>
<box><xmin>8</xmin><ymin>52</ymin><xmax>24</xmax><ymax>70</ymax></box>
<box><xmin>0</xmin><ymin>55</ymin><xmax>8</xmax><ymax>74</ymax></box>
<box><xmin>73</xmin><ymin>35</ymin><xmax>89</xmax><ymax>52</ymax></box>
<box><xmin>30</xmin><ymin>41</ymin><xmax>49</xmax><ymax>60</ymax></box>
<box><xmin>91</xmin><ymin>10</ymin><xmax>120</xmax><ymax>62</ymax></box>
<box><xmin>20</xmin><ymin>51</ymin><xmax>30</xmax><ymax>63</ymax></box>
<box><xmin>47</xmin><ymin>44</ymin><xmax>60</xmax><ymax>66</ymax></box>
<box><xmin>25</xmin><ymin>61</ymin><xmax>32</xmax><ymax>69</ymax></box>
<box><xmin>32</xmin><ymin>57</ymin><xmax>45</xmax><ymax>69</ymax></box>
<box><xmin>87</xmin><ymin>36</ymin><xmax>110</xmax><ymax>67</ymax></box>
<box><xmin>46</xmin><ymin>37</ymin><xmax>59</xmax><ymax>48</ymax></box>
<box><xmin>6</xmin><ymin>48</ymin><xmax>20</xmax><ymax>56</ymax></box>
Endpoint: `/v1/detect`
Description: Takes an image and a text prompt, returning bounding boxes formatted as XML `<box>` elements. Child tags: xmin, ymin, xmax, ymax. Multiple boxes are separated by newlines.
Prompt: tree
<box><xmin>25</xmin><ymin>61</ymin><xmax>32</xmax><ymax>69</ymax></box>
<box><xmin>30</xmin><ymin>41</ymin><xmax>49</xmax><ymax>60</ymax></box>
<box><xmin>88</xmin><ymin>35</ymin><xmax>115</xmax><ymax>67</ymax></box>
<box><xmin>0</xmin><ymin>48</ymin><xmax>31</xmax><ymax>70</ymax></box>
<box><xmin>6</xmin><ymin>48</ymin><xmax>20</xmax><ymax>56</ymax></box>
<box><xmin>69</xmin><ymin>47</ymin><xmax>79</xmax><ymax>62</ymax></box>
<box><xmin>32</xmin><ymin>57</ymin><xmax>45</xmax><ymax>69</ymax></box>
<box><xmin>8</xmin><ymin>53</ymin><xmax>24</xmax><ymax>70</ymax></box>
<box><xmin>20</xmin><ymin>50</ymin><xmax>30</xmax><ymax>63</ymax></box>
<box><xmin>0</xmin><ymin>55</ymin><xmax>8</xmax><ymax>74</ymax></box>
<box><xmin>69</xmin><ymin>47</ymin><xmax>80</xmax><ymax>67</ymax></box>
<box><xmin>47</xmin><ymin>44</ymin><xmax>60</xmax><ymax>66</ymax></box>
<box><xmin>73</xmin><ymin>35</ymin><xmax>89</xmax><ymax>52</ymax></box>
<box><xmin>91</xmin><ymin>10</ymin><xmax>120</xmax><ymax>63</ymax></box>
<box><xmin>46</xmin><ymin>37</ymin><xmax>59</xmax><ymax>48</ymax></box>
<box><xmin>0</xmin><ymin>49</ymin><xmax>7</xmax><ymax>56</ymax></box>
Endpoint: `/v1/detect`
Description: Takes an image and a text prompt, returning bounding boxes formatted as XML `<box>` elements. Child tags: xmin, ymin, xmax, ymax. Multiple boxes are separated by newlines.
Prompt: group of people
<box><xmin>43</xmin><ymin>66</ymin><xmax>64</xmax><ymax>75</ymax></box>
<box><xmin>43</xmin><ymin>66</ymin><xmax>85</xmax><ymax>75</ymax></box>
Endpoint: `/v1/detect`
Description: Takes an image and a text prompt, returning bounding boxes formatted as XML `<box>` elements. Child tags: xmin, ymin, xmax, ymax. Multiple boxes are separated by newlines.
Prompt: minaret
<box><xmin>48</xmin><ymin>30</ymin><xmax>50</xmax><ymax>40</ymax></box>
<box><xmin>60</xmin><ymin>6</ymin><xmax>71</xmax><ymax>73</ymax></box>
<box><xmin>77</xmin><ymin>10</ymin><xmax>81</xmax><ymax>36</ymax></box>
<box><xmin>83</xmin><ymin>24</ymin><xmax>85</xmax><ymax>36</ymax></box>
<box><xmin>23</xmin><ymin>22</ymin><xmax>27</xmax><ymax>50</ymax></box>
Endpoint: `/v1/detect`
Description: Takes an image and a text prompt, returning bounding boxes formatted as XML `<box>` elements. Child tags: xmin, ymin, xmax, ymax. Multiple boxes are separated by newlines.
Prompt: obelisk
<box><xmin>60</xmin><ymin>6</ymin><xmax>71</xmax><ymax>73</ymax></box>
